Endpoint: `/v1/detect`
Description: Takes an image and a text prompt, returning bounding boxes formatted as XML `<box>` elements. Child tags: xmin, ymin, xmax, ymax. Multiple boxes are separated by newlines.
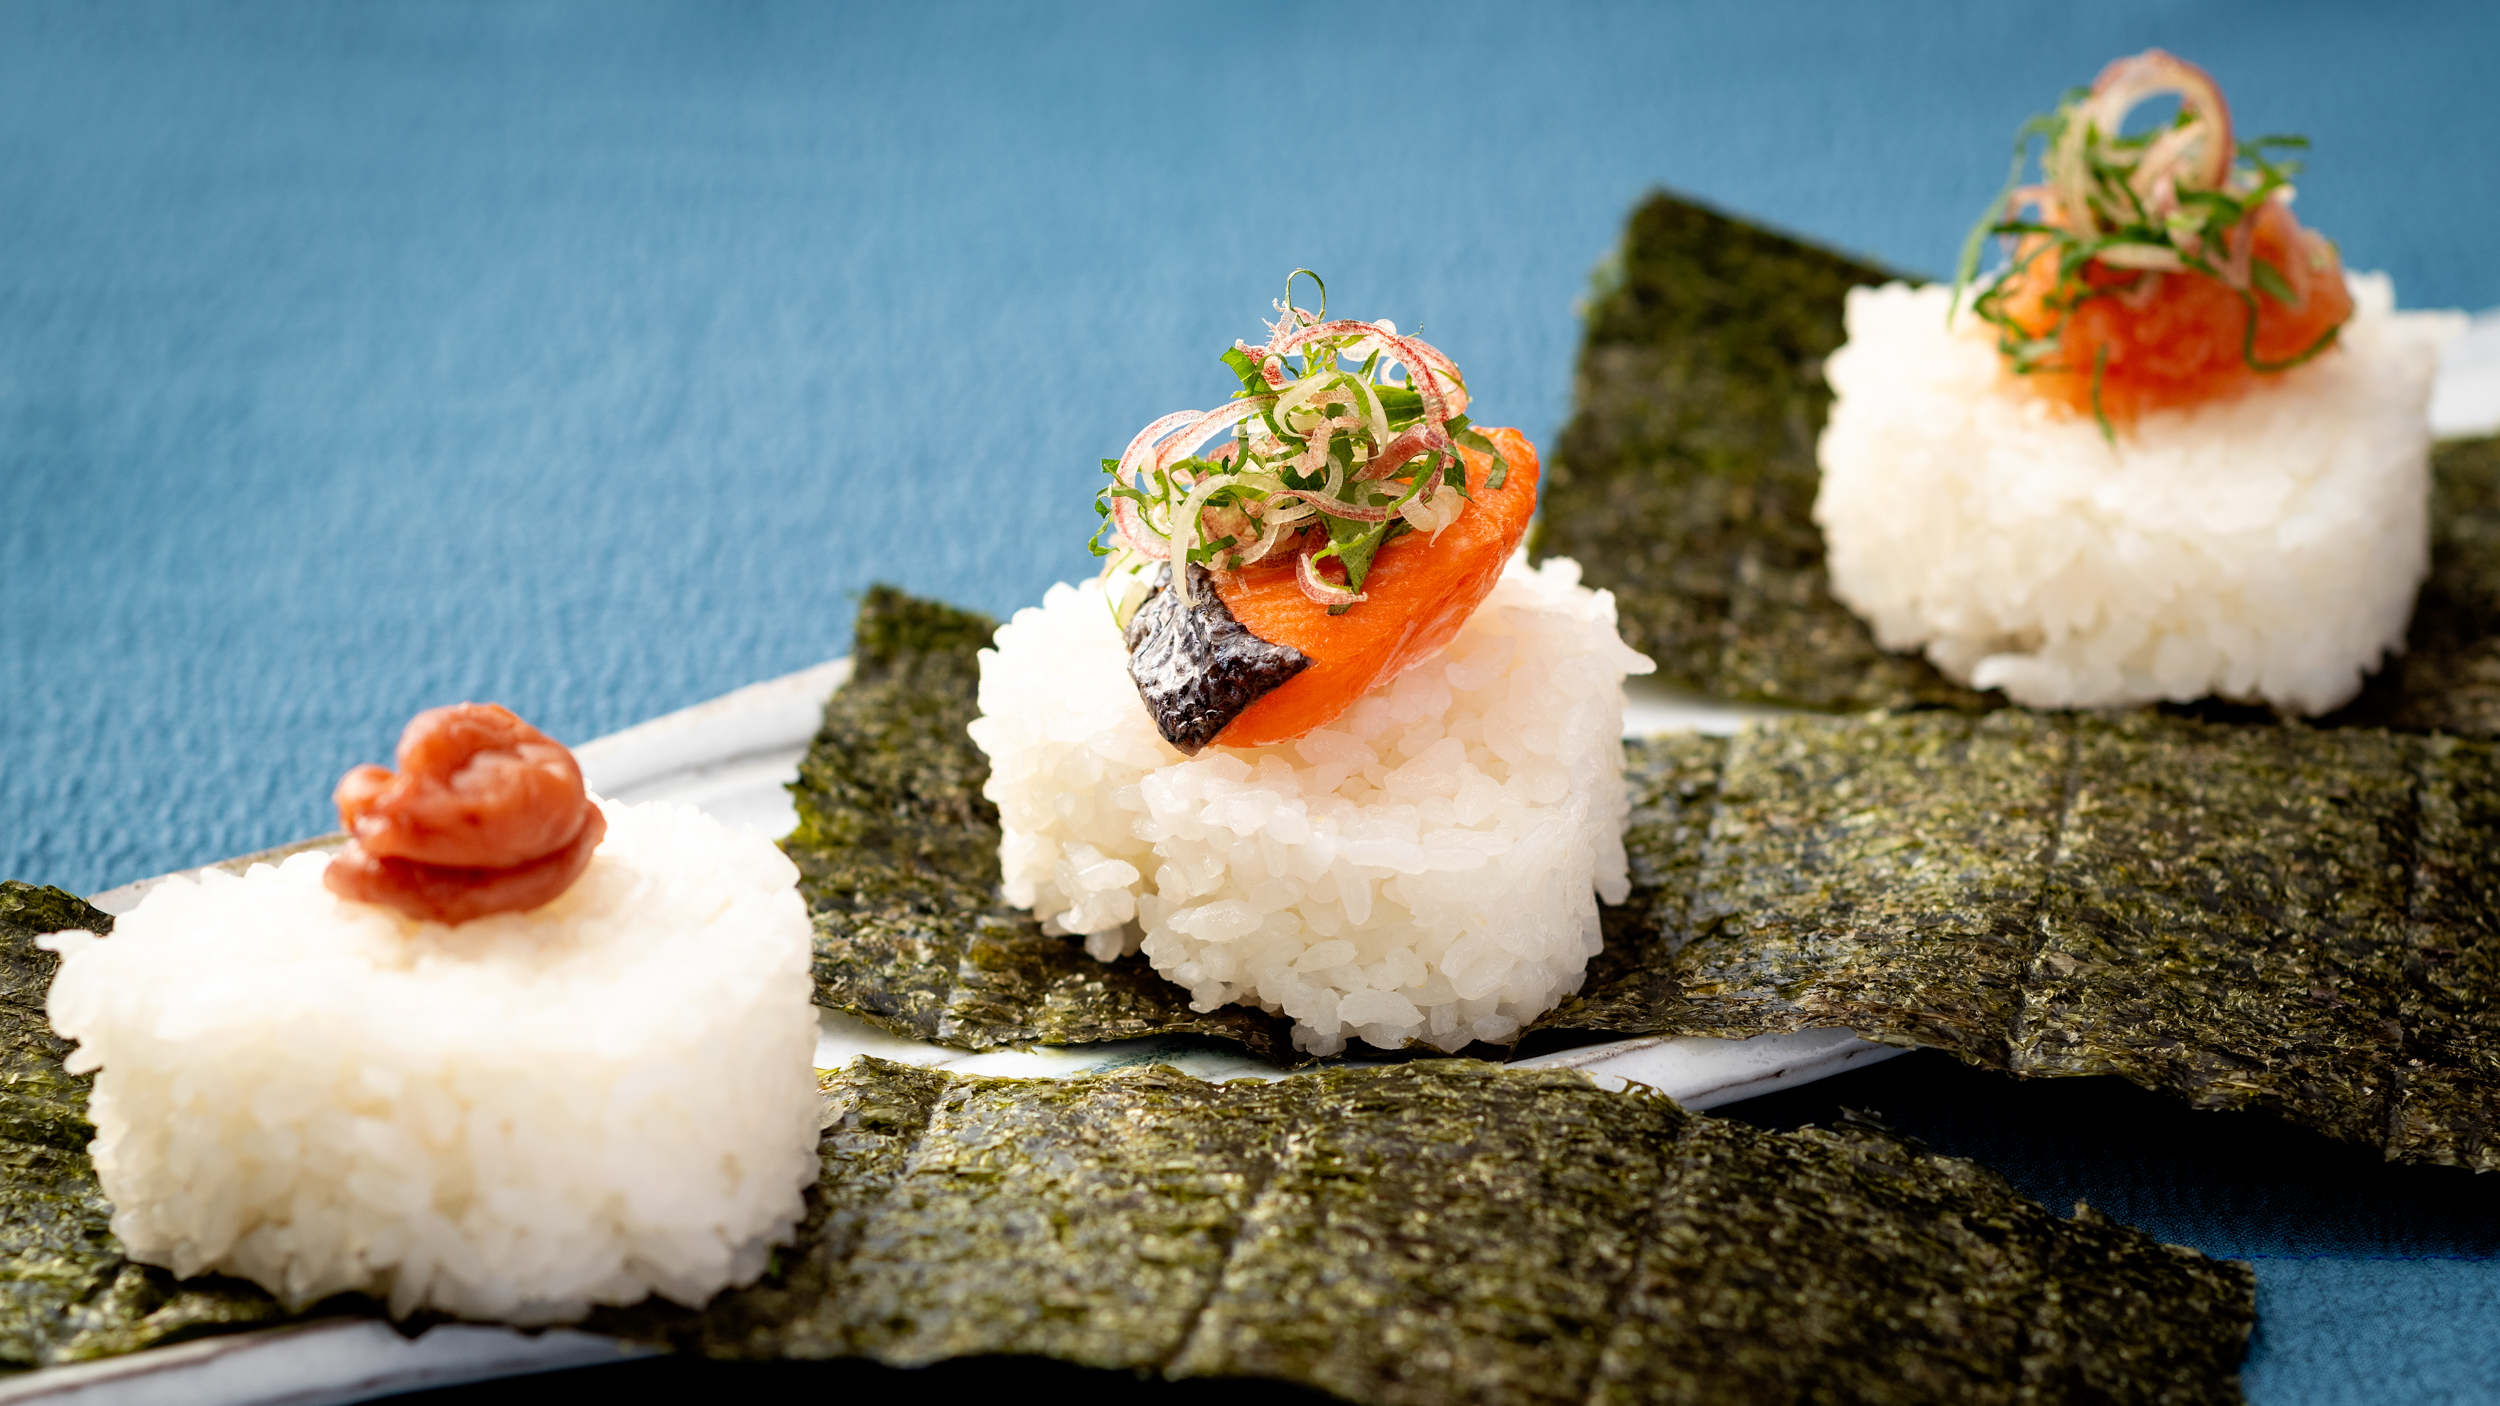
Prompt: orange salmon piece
<box><xmin>1209</xmin><ymin>426</ymin><xmax>1539</xmax><ymax>748</ymax></box>
<box><xmin>1999</xmin><ymin>199</ymin><xmax>2352</xmax><ymax>423</ymax></box>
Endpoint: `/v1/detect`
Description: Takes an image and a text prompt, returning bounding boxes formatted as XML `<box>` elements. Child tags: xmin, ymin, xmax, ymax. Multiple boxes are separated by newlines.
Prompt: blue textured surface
<box><xmin>3</xmin><ymin>4</ymin><xmax>2496</xmax><ymax>1400</ymax></box>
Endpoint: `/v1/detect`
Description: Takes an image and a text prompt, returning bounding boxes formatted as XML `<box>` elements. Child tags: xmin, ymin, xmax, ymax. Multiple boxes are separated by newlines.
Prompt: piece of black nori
<box><xmin>2383</xmin><ymin>734</ymin><xmax>2500</xmax><ymax>1167</ymax></box>
<box><xmin>1679</xmin><ymin>710</ymin><xmax>2066</xmax><ymax>1065</ymax></box>
<box><xmin>785</xmin><ymin>587</ymin><xmax>1004</xmax><ymax>1038</ymax></box>
<box><xmin>613</xmin><ymin>1058</ymin><xmax>2253</xmax><ymax>1406</ymax></box>
<box><xmin>792</xmin><ymin>588</ymin><xmax>2499</xmax><ymax>1166</ymax></box>
<box><xmin>2019</xmin><ymin>715</ymin><xmax>2416</xmax><ymax>1148</ymax></box>
<box><xmin>1526</xmin><ymin>190</ymin><xmax>1992</xmax><ymax>713</ymax></box>
<box><xmin>1526</xmin><ymin>714</ymin><xmax>2066</xmax><ymax>1055</ymax></box>
<box><xmin>0</xmin><ymin>883</ymin><xmax>292</xmax><ymax>1369</ymax></box>
<box><xmin>1532</xmin><ymin>189</ymin><xmax>2500</xmax><ymax>731</ymax></box>
<box><xmin>825</xmin><ymin>1067</ymin><xmax>1299</xmax><ymax>1369</ymax></box>
<box><xmin>1170</xmin><ymin>1064</ymin><xmax>1662</xmax><ymax>1404</ymax></box>
<box><xmin>1593</xmin><ymin>1115</ymin><xmax>2248</xmax><ymax>1405</ymax></box>
<box><xmin>2332</xmin><ymin>434</ymin><xmax>2500</xmax><ymax>735</ymax></box>
<box><xmin>1123</xmin><ymin>564</ymin><xmax>1310</xmax><ymax>755</ymax></box>
<box><xmin>785</xmin><ymin>586</ymin><xmax>1299</xmax><ymax>1063</ymax></box>
<box><xmin>0</xmin><ymin>880</ymin><xmax>2256</xmax><ymax>1393</ymax></box>
<box><xmin>1580</xmin><ymin>715</ymin><xmax>2500</xmax><ymax>1171</ymax></box>
<box><xmin>1523</xmin><ymin>731</ymin><xmax>1723</xmax><ymax>1038</ymax></box>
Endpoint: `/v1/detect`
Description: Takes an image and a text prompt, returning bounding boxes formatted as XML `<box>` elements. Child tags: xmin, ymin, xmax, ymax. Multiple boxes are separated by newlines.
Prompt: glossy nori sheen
<box><xmin>1529</xmin><ymin>189</ymin><xmax>2500</xmax><ymax>728</ymax></box>
<box><xmin>1540</xmin><ymin>713</ymin><xmax>2500</xmax><ymax>1172</ymax></box>
<box><xmin>597</xmin><ymin>1058</ymin><xmax>2254</xmax><ymax>1406</ymax></box>
<box><xmin>786</xmin><ymin>587</ymin><xmax>1299</xmax><ymax>1062</ymax></box>
<box><xmin>0</xmin><ymin>883</ymin><xmax>290</xmax><ymax>1369</ymax></box>
<box><xmin>1123</xmin><ymin>564</ymin><xmax>1310</xmax><ymax>755</ymax></box>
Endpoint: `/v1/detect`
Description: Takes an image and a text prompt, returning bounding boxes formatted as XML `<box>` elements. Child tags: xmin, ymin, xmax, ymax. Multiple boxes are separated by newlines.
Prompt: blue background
<box><xmin>3</xmin><ymin>3</ymin><xmax>2496</xmax><ymax>1400</ymax></box>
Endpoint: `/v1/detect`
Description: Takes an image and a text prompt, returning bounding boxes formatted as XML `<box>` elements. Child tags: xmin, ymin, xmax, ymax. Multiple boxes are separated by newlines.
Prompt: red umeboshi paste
<box><xmin>322</xmin><ymin>702</ymin><xmax>605</xmax><ymax>925</ymax></box>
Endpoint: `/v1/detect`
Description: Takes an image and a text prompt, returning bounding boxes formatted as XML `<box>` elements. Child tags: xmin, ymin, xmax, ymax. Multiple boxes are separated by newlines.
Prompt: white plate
<box><xmin>2431</xmin><ymin>307</ymin><xmax>2500</xmax><ymax>439</ymax></box>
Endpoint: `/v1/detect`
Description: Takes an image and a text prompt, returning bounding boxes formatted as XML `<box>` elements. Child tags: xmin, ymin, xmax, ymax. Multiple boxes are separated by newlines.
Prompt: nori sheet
<box><xmin>1526</xmin><ymin>191</ymin><xmax>1986</xmax><ymax>712</ymax></box>
<box><xmin>0</xmin><ymin>878</ymin><xmax>2259</xmax><ymax>1397</ymax></box>
<box><xmin>1539</xmin><ymin>714</ymin><xmax>2500</xmax><ymax>1172</ymax></box>
<box><xmin>0</xmin><ymin>883</ymin><xmax>291</xmax><ymax>1370</ymax></box>
<box><xmin>1529</xmin><ymin>188</ymin><xmax>2500</xmax><ymax>727</ymax></box>
<box><xmin>601</xmin><ymin>1057</ymin><xmax>2255</xmax><ymax>1406</ymax></box>
<box><xmin>2339</xmin><ymin>433</ymin><xmax>2500</xmax><ymax>735</ymax></box>
<box><xmin>792</xmin><ymin>588</ymin><xmax>2500</xmax><ymax>1168</ymax></box>
<box><xmin>786</xmin><ymin>586</ymin><xmax>1299</xmax><ymax>1063</ymax></box>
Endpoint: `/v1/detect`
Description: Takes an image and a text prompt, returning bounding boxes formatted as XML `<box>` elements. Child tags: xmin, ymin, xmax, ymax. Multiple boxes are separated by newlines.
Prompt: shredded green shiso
<box><xmin>1948</xmin><ymin>50</ymin><xmax>2347</xmax><ymax>436</ymax></box>
<box><xmin>1092</xmin><ymin>272</ymin><xmax>1506</xmax><ymax>620</ymax></box>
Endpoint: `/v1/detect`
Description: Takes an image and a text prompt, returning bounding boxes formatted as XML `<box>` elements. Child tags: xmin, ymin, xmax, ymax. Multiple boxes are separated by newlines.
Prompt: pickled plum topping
<box><xmin>1952</xmin><ymin>49</ymin><xmax>2353</xmax><ymax>430</ymax></box>
<box><xmin>322</xmin><ymin>702</ymin><xmax>606</xmax><ymax>924</ymax></box>
<box><xmin>336</xmin><ymin>704</ymin><xmax>590</xmax><ymax>865</ymax></box>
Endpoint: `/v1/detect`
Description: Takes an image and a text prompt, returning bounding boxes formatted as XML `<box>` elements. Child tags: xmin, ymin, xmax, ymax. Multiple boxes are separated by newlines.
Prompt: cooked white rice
<box><xmin>40</xmin><ymin>797</ymin><xmax>821</xmax><ymax>1325</ymax></box>
<box><xmin>968</xmin><ymin>554</ymin><xmax>1655</xmax><ymax>1057</ymax></box>
<box><xmin>1814</xmin><ymin>274</ymin><xmax>2465</xmax><ymax>713</ymax></box>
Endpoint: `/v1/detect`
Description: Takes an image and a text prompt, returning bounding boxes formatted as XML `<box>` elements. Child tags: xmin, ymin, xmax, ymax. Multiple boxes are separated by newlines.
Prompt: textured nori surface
<box><xmin>1530</xmin><ymin>189</ymin><xmax>2500</xmax><ymax>728</ymax></box>
<box><xmin>794</xmin><ymin>588</ymin><xmax>2500</xmax><ymax>1167</ymax></box>
<box><xmin>1527</xmin><ymin>190</ymin><xmax>1986</xmax><ymax>712</ymax></box>
<box><xmin>786</xmin><ymin>586</ymin><xmax>1298</xmax><ymax>1063</ymax></box>
<box><xmin>0</xmin><ymin>883</ymin><xmax>291</xmax><ymax>1370</ymax></box>
<box><xmin>1539</xmin><ymin>714</ymin><xmax>2500</xmax><ymax>1172</ymax></box>
<box><xmin>5</xmin><ymin>886</ymin><xmax>2250</xmax><ymax>1396</ymax></box>
<box><xmin>600</xmin><ymin>1058</ymin><xmax>2255</xmax><ymax>1406</ymax></box>
<box><xmin>1124</xmin><ymin>564</ymin><xmax>1310</xmax><ymax>754</ymax></box>
<box><xmin>2336</xmin><ymin>433</ymin><xmax>2500</xmax><ymax>735</ymax></box>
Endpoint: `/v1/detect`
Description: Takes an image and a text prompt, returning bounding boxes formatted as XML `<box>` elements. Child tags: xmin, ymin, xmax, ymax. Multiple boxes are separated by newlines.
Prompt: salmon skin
<box><xmin>1210</xmin><ymin>427</ymin><xmax>1538</xmax><ymax>748</ymax></box>
<box><xmin>1124</xmin><ymin>563</ymin><xmax>1312</xmax><ymax>754</ymax></box>
<box><xmin>1117</xmin><ymin>427</ymin><xmax>1540</xmax><ymax>752</ymax></box>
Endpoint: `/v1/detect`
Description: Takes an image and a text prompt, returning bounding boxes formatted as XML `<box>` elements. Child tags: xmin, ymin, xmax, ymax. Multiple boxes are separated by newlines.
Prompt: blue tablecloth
<box><xmin>4</xmin><ymin>3</ymin><xmax>2495</xmax><ymax>1399</ymax></box>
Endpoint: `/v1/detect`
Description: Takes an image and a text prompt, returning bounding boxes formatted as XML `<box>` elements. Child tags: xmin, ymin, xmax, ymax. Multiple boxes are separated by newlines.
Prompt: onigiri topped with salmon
<box><xmin>971</xmin><ymin>277</ymin><xmax>1653</xmax><ymax>1056</ymax></box>
<box><xmin>1815</xmin><ymin>51</ymin><xmax>2466</xmax><ymax>713</ymax></box>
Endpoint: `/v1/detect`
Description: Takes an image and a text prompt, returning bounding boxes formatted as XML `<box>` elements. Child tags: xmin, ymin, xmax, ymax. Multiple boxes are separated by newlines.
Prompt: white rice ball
<box><xmin>968</xmin><ymin>555</ymin><xmax>1656</xmax><ymax>1057</ymax></box>
<box><xmin>1814</xmin><ymin>274</ymin><xmax>2466</xmax><ymax>713</ymax></box>
<box><xmin>40</xmin><ymin>797</ymin><xmax>822</xmax><ymax>1325</ymax></box>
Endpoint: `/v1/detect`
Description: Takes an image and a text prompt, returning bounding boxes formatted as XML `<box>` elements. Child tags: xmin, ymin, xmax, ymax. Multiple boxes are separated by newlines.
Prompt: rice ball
<box><xmin>969</xmin><ymin>554</ymin><xmax>1656</xmax><ymax>1057</ymax></box>
<box><xmin>1815</xmin><ymin>274</ymin><xmax>2465</xmax><ymax>713</ymax></box>
<box><xmin>40</xmin><ymin>796</ymin><xmax>822</xmax><ymax>1325</ymax></box>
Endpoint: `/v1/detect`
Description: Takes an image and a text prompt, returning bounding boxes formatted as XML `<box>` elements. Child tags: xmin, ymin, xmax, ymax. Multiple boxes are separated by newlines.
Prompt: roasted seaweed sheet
<box><xmin>1529</xmin><ymin>189</ymin><xmax>2500</xmax><ymax>726</ymax></box>
<box><xmin>786</xmin><ymin>586</ymin><xmax>1299</xmax><ymax>1063</ymax></box>
<box><xmin>1536</xmin><ymin>713</ymin><xmax>2500</xmax><ymax>1172</ymax></box>
<box><xmin>601</xmin><ymin>1057</ymin><xmax>2253</xmax><ymax>1406</ymax></box>
<box><xmin>795</xmin><ymin>590</ymin><xmax>2500</xmax><ymax>1167</ymax></box>
<box><xmin>0</xmin><ymin>883</ymin><xmax>290</xmax><ymax>1369</ymax></box>
<box><xmin>0</xmin><ymin>887</ymin><xmax>2253</xmax><ymax>1397</ymax></box>
<box><xmin>1526</xmin><ymin>191</ymin><xmax>1982</xmax><ymax>712</ymax></box>
<box><xmin>2343</xmin><ymin>433</ymin><xmax>2500</xmax><ymax>734</ymax></box>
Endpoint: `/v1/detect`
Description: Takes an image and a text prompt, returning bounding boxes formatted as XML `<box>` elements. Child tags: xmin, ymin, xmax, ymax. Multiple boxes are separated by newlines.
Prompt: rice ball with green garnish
<box><xmin>1815</xmin><ymin>276</ymin><xmax>2460</xmax><ymax>713</ymax></box>
<box><xmin>972</xmin><ymin>554</ymin><xmax>1654</xmax><ymax>1057</ymax></box>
